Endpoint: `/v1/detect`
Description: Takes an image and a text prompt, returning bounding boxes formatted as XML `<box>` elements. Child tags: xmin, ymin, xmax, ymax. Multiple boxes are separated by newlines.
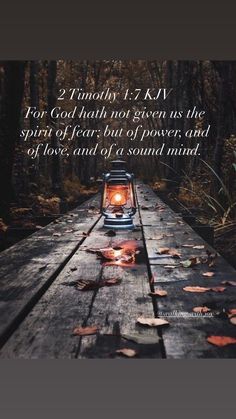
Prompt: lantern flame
<box><xmin>114</xmin><ymin>193</ymin><xmax>122</xmax><ymax>203</ymax></box>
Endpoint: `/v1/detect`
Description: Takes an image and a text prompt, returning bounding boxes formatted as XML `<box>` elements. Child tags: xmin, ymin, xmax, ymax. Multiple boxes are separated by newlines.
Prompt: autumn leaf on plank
<box><xmin>207</xmin><ymin>335</ymin><xmax>236</xmax><ymax>347</ymax></box>
<box><xmin>73</xmin><ymin>326</ymin><xmax>99</xmax><ymax>336</ymax></box>
<box><xmin>202</xmin><ymin>272</ymin><xmax>215</xmax><ymax>277</ymax></box>
<box><xmin>193</xmin><ymin>306</ymin><xmax>211</xmax><ymax>313</ymax></box>
<box><xmin>149</xmin><ymin>290</ymin><xmax>168</xmax><ymax>297</ymax></box>
<box><xmin>115</xmin><ymin>348</ymin><xmax>137</xmax><ymax>358</ymax></box>
<box><xmin>229</xmin><ymin>317</ymin><xmax>236</xmax><ymax>326</ymax></box>
<box><xmin>137</xmin><ymin>317</ymin><xmax>169</xmax><ymax>327</ymax></box>
<box><xmin>221</xmin><ymin>280</ymin><xmax>236</xmax><ymax>287</ymax></box>
<box><xmin>157</xmin><ymin>247</ymin><xmax>181</xmax><ymax>258</ymax></box>
<box><xmin>183</xmin><ymin>286</ymin><xmax>210</xmax><ymax>293</ymax></box>
<box><xmin>211</xmin><ymin>287</ymin><xmax>226</xmax><ymax>293</ymax></box>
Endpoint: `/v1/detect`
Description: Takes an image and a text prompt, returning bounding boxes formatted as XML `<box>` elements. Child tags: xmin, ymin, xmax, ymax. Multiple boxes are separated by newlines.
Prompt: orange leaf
<box><xmin>193</xmin><ymin>306</ymin><xmax>211</xmax><ymax>313</ymax></box>
<box><xmin>207</xmin><ymin>335</ymin><xmax>236</xmax><ymax>347</ymax></box>
<box><xmin>116</xmin><ymin>348</ymin><xmax>137</xmax><ymax>358</ymax></box>
<box><xmin>183</xmin><ymin>286</ymin><xmax>210</xmax><ymax>293</ymax></box>
<box><xmin>73</xmin><ymin>326</ymin><xmax>99</xmax><ymax>336</ymax></box>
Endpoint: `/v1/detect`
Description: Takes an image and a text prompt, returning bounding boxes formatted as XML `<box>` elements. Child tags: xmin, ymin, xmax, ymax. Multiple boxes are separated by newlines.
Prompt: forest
<box><xmin>0</xmin><ymin>60</ymin><xmax>235</xmax><ymax>266</ymax></box>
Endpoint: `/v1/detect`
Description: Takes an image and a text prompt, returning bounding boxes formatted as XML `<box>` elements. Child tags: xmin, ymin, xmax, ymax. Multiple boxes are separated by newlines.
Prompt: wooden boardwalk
<box><xmin>0</xmin><ymin>183</ymin><xmax>235</xmax><ymax>358</ymax></box>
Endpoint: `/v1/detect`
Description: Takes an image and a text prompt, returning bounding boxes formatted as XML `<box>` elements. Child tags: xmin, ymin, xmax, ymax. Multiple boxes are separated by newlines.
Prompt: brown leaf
<box><xmin>103</xmin><ymin>278</ymin><xmax>122</xmax><ymax>286</ymax></box>
<box><xmin>137</xmin><ymin>317</ymin><xmax>169</xmax><ymax>327</ymax></box>
<box><xmin>211</xmin><ymin>286</ymin><xmax>226</xmax><ymax>293</ymax></box>
<box><xmin>157</xmin><ymin>247</ymin><xmax>181</xmax><ymax>258</ymax></box>
<box><xmin>193</xmin><ymin>306</ymin><xmax>211</xmax><ymax>313</ymax></box>
<box><xmin>183</xmin><ymin>286</ymin><xmax>210</xmax><ymax>293</ymax></box>
<box><xmin>158</xmin><ymin>247</ymin><xmax>170</xmax><ymax>254</ymax></box>
<box><xmin>202</xmin><ymin>272</ymin><xmax>215</xmax><ymax>277</ymax></box>
<box><xmin>115</xmin><ymin>348</ymin><xmax>137</xmax><ymax>358</ymax></box>
<box><xmin>153</xmin><ymin>234</ymin><xmax>164</xmax><ymax>240</ymax></box>
<box><xmin>221</xmin><ymin>280</ymin><xmax>236</xmax><ymax>287</ymax></box>
<box><xmin>73</xmin><ymin>326</ymin><xmax>99</xmax><ymax>336</ymax></box>
<box><xmin>77</xmin><ymin>279</ymin><xmax>99</xmax><ymax>291</ymax></box>
<box><xmin>105</xmin><ymin>229</ymin><xmax>116</xmax><ymax>237</ymax></box>
<box><xmin>77</xmin><ymin>277</ymin><xmax>121</xmax><ymax>291</ymax></box>
<box><xmin>149</xmin><ymin>290</ymin><xmax>168</xmax><ymax>297</ymax></box>
<box><xmin>207</xmin><ymin>335</ymin><xmax>236</xmax><ymax>347</ymax></box>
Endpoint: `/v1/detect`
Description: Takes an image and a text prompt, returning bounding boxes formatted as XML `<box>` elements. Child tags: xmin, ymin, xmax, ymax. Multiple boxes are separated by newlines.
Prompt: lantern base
<box><xmin>103</xmin><ymin>214</ymin><xmax>134</xmax><ymax>230</ymax></box>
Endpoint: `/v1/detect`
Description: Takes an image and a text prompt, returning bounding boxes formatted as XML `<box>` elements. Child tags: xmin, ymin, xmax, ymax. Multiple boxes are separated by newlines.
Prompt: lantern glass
<box><xmin>101</xmin><ymin>160</ymin><xmax>136</xmax><ymax>229</ymax></box>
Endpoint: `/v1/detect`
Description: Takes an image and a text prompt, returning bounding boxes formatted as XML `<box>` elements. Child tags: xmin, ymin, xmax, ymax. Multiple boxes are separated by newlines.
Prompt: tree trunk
<box><xmin>0</xmin><ymin>61</ymin><xmax>25</xmax><ymax>221</ymax></box>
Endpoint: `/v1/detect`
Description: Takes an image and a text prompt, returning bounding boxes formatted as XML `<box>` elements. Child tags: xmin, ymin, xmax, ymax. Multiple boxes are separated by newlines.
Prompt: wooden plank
<box><xmin>137</xmin><ymin>183</ymin><xmax>236</xmax><ymax>358</ymax></box>
<box><xmin>0</xmin><ymin>194</ymin><xmax>101</xmax><ymax>348</ymax></box>
<box><xmin>0</xmin><ymin>214</ymin><xmax>162</xmax><ymax>358</ymax></box>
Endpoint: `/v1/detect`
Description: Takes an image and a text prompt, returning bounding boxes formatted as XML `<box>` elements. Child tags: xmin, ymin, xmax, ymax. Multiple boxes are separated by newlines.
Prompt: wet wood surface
<box><xmin>0</xmin><ymin>183</ymin><xmax>235</xmax><ymax>358</ymax></box>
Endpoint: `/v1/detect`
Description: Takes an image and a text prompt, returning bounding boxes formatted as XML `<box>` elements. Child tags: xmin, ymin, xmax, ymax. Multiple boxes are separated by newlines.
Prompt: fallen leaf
<box><xmin>137</xmin><ymin>317</ymin><xmax>169</xmax><ymax>327</ymax></box>
<box><xmin>115</xmin><ymin>348</ymin><xmax>137</xmax><ymax>358</ymax></box>
<box><xmin>221</xmin><ymin>280</ymin><xmax>236</xmax><ymax>287</ymax></box>
<box><xmin>70</xmin><ymin>267</ymin><xmax>77</xmax><ymax>272</ymax></box>
<box><xmin>158</xmin><ymin>247</ymin><xmax>170</xmax><ymax>254</ymax></box>
<box><xmin>193</xmin><ymin>306</ymin><xmax>211</xmax><ymax>313</ymax></box>
<box><xmin>76</xmin><ymin>278</ymin><xmax>121</xmax><ymax>291</ymax></box>
<box><xmin>211</xmin><ymin>286</ymin><xmax>226</xmax><ymax>293</ymax></box>
<box><xmin>104</xmin><ymin>278</ymin><xmax>122</xmax><ymax>286</ymax></box>
<box><xmin>73</xmin><ymin>326</ymin><xmax>99</xmax><ymax>336</ymax></box>
<box><xmin>77</xmin><ymin>279</ymin><xmax>99</xmax><ymax>291</ymax></box>
<box><xmin>181</xmin><ymin>257</ymin><xmax>199</xmax><ymax>268</ymax></box>
<box><xmin>207</xmin><ymin>335</ymin><xmax>236</xmax><ymax>347</ymax></box>
<box><xmin>228</xmin><ymin>309</ymin><xmax>236</xmax><ymax>316</ymax></box>
<box><xmin>52</xmin><ymin>232</ymin><xmax>61</xmax><ymax>237</ymax></box>
<box><xmin>164</xmin><ymin>265</ymin><xmax>177</xmax><ymax>269</ymax></box>
<box><xmin>182</xmin><ymin>244</ymin><xmax>194</xmax><ymax>248</ymax></box>
<box><xmin>183</xmin><ymin>286</ymin><xmax>210</xmax><ymax>293</ymax></box>
<box><xmin>104</xmin><ymin>229</ymin><xmax>116</xmax><ymax>237</ymax></box>
<box><xmin>229</xmin><ymin>317</ymin><xmax>236</xmax><ymax>326</ymax></box>
<box><xmin>203</xmin><ymin>272</ymin><xmax>215</xmax><ymax>277</ymax></box>
<box><xmin>149</xmin><ymin>290</ymin><xmax>167</xmax><ymax>297</ymax></box>
<box><xmin>153</xmin><ymin>234</ymin><xmax>164</xmax><ymax>240</ymax></box>
<box><xmin>157</xmin><ymin>247</ymin><xmax>181</xmax><ymax>258</ymax></box>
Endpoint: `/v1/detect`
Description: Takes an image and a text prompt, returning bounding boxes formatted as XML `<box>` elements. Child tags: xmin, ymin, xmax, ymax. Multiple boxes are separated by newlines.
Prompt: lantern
<box><xmin>101</xmin><ymin>160</ymin><xmax>136</xmax><ymax>229</ymax></box>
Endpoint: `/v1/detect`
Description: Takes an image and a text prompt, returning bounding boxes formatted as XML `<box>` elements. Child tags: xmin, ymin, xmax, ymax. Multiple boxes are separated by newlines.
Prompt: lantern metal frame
<box><xmin>101</xmin><ymin>160</ymin><xmax>136</xmax><ymax>230</ymax></box>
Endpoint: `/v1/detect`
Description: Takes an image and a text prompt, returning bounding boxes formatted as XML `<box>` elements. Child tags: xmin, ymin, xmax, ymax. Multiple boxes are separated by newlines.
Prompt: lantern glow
<box><xmin>101</xmin><ymin>160</ymin><xmax>136</xmax><ymax>229</ymax></box>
